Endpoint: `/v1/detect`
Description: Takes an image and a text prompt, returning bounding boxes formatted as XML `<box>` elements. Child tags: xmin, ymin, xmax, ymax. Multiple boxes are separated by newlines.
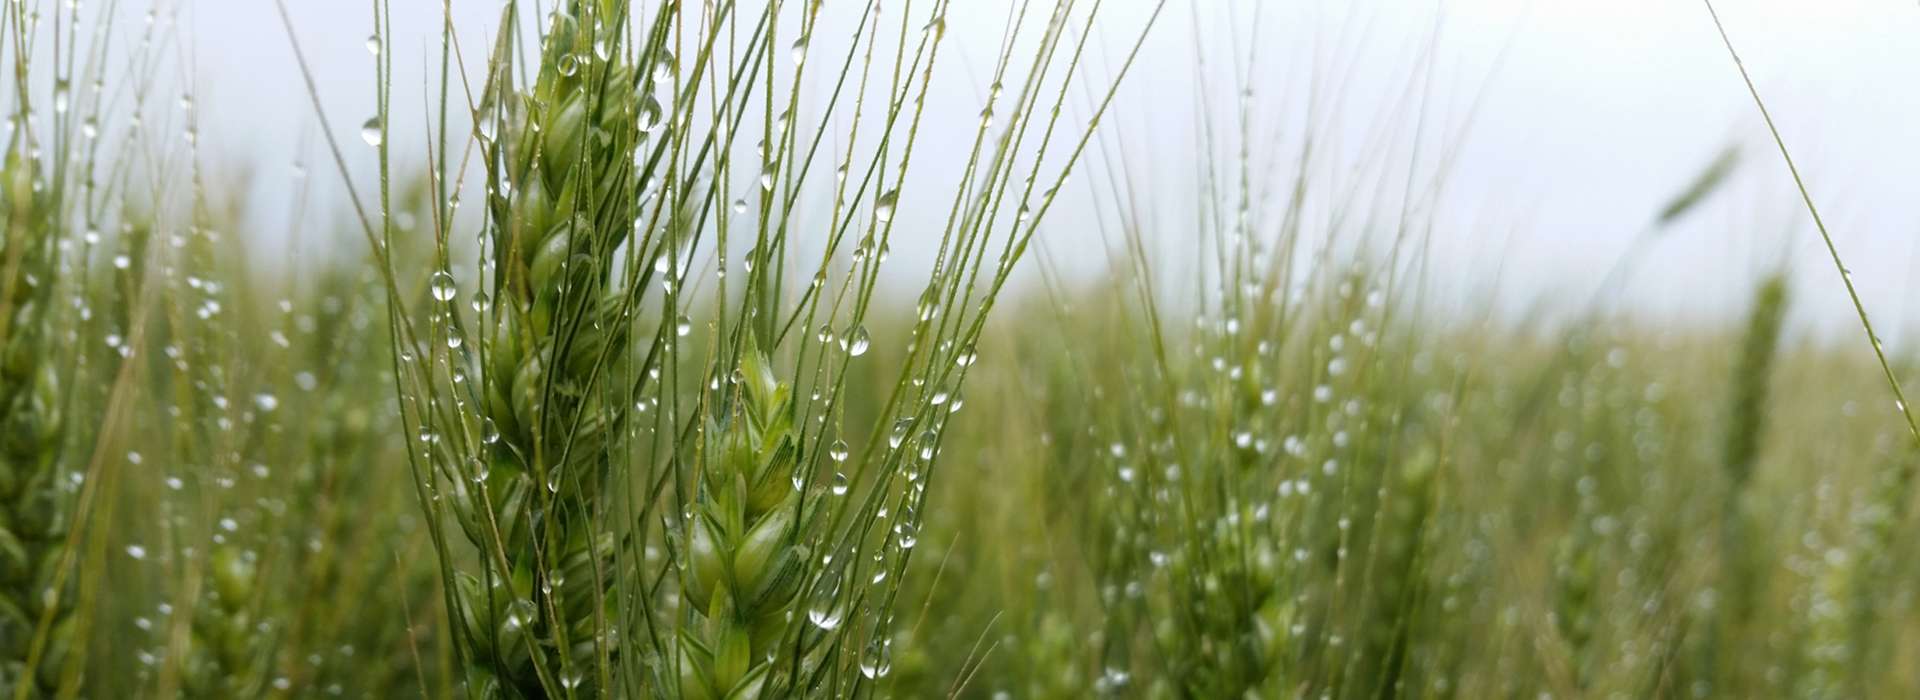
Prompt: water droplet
<box><xmin>917</xmin><ymin>431</ymin><xmax>937</xmax><ymax>460</ymax></box>
<box><xmin>915</xmin><ymin>291</ymin><xmax>939</xmax><ymax>321</ymax></box>
<box><xmin>807</xmin><ymin>577</ymin><xmax>843</xmax><ymax>630</ymax></box>
<box><xmin>652</xmin><ymin>51</ymin><xmax>676</xmax><ymax>82</ymax></box>
<box><xmin>365</xmin><ymin>34</ymin><xmax>381</xmax><ymax>55</ymax></box>
<box><xmin>830</xmin><ymin>472</ymin><xmax>849</xmax><ymax>495</ymax></box>
<box><xmin>504</xmin><ymin>598</ymin><xmax>536</xmax><ymax>630</ymax></box>
<box><xmin>829</xmin><ymin>439</ymin><xmax>850</xmax><ymax>462</ymax></box>
<box><xmin>847</xmin><ymin>325</ymin><xmax>871</xmax><ymax>356</ymax></box>
<box><xmin>859</xmin><ymin>638</ymin><xmax>893</xmax><ymax>679</ymax></box>
<box><xmin>790</xmin><ymin>37</ymin><xmax>809</xmax><ymax>65</ymax></box>
<box><xmin>889</xmin><ymin>419</ymin><xmax>912</xmax><ymax>449</ymax></box>
<box><xmin>126</xmin><ymin>544</ymin><xmax>147</xmax><ymax>560</ymax></box>
<box><xmin>638</xmin><ymin>95</ymin><xmax>664</xmax><ymax>133</ymax></box>
<box><xmin>874</xmin><ymin>189</ymin><xmax>898</xmax><ymax>223</ymax></box>
<box><xmin>360</xmin><ymin>116</ymin><xmax>383</xmax><ymax>147</ymax></box>
<box><xmin>675</xmin><ymin>314</ymin><xmax>692</xmax><ymax>337</ymax></box>
<box><xmin>430</xmin><ymin>271</ymin><xmax>457</xmax><ymax>302</ymax></box>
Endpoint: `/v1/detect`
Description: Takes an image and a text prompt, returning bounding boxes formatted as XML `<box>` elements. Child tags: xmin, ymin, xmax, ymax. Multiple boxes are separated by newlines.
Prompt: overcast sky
<box><xmin>172</xmin><ymin>0</ymin><xmax>1920</xmax><ymax>339</ymax></box>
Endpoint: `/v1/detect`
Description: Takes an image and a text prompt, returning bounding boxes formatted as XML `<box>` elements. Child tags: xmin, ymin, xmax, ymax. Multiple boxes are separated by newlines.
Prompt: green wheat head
<box><xmin>0</xmin><ymin>150</ymin><xmax>74</xmax><ymax>697</ymax></box>
<box><xmin>447</xmin><ymin>3</ymin><xmax>641</xmax><ymax>695</ymax></box>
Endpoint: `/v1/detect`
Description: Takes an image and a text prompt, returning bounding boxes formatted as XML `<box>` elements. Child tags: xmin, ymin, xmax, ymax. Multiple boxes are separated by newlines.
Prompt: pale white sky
<box><xmin>170</xmin><ymin>0</ymin><xmax>1920</xmax><ymax>338</ymax></box>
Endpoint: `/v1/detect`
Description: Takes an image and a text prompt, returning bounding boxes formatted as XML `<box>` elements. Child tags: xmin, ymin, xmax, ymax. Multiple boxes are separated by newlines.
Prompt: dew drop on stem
<box><xmin>360</xmin><ymin>116</ymin><xmax>383</xmax><ymax>147</ymax></box>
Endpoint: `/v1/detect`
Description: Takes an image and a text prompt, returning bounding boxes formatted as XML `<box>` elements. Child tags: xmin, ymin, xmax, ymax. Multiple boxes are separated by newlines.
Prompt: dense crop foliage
<box><xmin>2</xmin><ymin>1</ymin><xmax>1917</xmax><ymax>698</ymax></box>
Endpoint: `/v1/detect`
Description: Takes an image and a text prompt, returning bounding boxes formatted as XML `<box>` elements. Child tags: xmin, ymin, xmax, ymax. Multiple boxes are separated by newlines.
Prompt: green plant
<box><xmin>11</xmin><ymin>1</ymin><xmax>1920</xmax><ymax>698</ymax></box>
<box><xmin>338</xmin><ymin>0</ymin><xmax>1166</xmax><ymax>696</ymax></box>
<box><xmin>1710</xmin><ymin>272</ymin><xmax>1788</xmax><ymax>679</ymax></box>
<box><xmin>0</xmin><ymin>147</ymin><xmax>74</xmax><ymax>700</ymax></box>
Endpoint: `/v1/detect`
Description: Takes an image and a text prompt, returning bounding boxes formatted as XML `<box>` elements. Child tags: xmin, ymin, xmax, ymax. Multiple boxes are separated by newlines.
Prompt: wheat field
<box><xmin>1</xmin><ymin>1</ymin><xmax>1917</xmax><ymax>698</ymax></box>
